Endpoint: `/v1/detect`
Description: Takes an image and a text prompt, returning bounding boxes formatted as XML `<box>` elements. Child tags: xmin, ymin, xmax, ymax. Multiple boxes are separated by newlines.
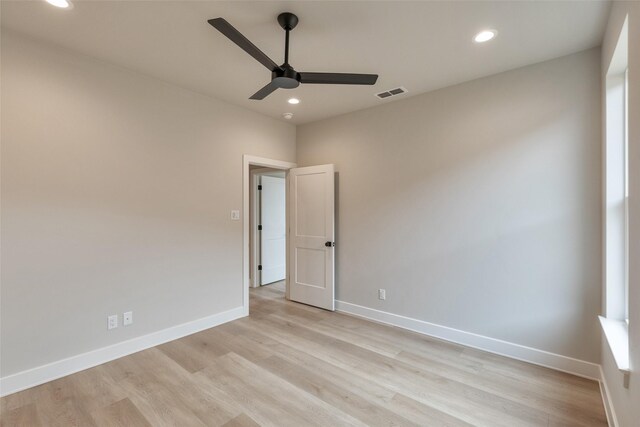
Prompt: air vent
<box><xmin>375</xmin><ymin>87</ymin><xmax>408</xmax><ymax>99</ymax></box>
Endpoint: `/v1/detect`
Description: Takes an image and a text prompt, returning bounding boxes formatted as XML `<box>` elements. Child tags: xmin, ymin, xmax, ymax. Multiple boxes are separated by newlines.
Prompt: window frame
<box><xmin>601</xmin><ymin>15</ymin><xmax>630</xmax><ymax>377</ymax></box>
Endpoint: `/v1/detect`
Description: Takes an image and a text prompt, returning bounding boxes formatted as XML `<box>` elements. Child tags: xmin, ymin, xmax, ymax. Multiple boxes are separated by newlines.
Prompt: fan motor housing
<box><xmin>272</xmin><ymin>66</ymin><xmax>300</xmax><ymax>88</ymax></box>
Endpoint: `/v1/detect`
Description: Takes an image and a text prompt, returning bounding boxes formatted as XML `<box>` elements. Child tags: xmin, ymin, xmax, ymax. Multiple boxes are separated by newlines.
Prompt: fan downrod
<box><xmin>274</xmin><ymin>12</ymin><xmax>300</xmax><ymax>88</ymax></box>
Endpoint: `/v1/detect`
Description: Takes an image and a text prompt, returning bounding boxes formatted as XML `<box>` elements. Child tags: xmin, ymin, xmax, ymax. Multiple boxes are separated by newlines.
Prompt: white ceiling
<box><xmin>1</xmin><ymin>0</ymin><xmax>611</xmax><ymax>124</ymax></box>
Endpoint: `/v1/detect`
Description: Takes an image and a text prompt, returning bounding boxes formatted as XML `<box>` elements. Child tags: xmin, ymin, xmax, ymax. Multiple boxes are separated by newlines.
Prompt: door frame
<box><xmin>243</xmin><ymin>155</ymin><xmax>296</xmax><ymax>316</ymax></box>
<box><xmin>250</xmin><ymin>168</ymin><xmax>286</xmax><ymax>289</ymax></box>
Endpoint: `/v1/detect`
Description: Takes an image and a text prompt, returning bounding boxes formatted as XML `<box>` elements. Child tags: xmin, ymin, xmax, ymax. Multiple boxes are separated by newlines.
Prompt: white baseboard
<box><xmin>0</xmin><ymin>306</ymin><xmax>245</xmax><ymax>397</ymax></box>
<box><xmin>599</xmin><ymin>366</ymin><xmax>619</xmax><ymax>427</ymax></box>
<box><xmin>335</xmin><ymin>300</ymin><xmax>602</xmax><ymax>381</ymax></box>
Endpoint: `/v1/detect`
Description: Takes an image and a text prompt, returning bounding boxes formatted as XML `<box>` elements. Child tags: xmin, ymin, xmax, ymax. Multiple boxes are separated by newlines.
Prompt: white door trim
<box><xmin>249</xmin><ymin>169</ymin><xmax>266</xmax><ymax>289</ymax></box>
<box><xmin>243</xmin><ymin>155</ymin><xmax>296</xmax><ymax>315</ymax></box>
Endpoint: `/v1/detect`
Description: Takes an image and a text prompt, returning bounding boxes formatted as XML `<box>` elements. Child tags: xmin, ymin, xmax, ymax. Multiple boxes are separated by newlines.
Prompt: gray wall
<box><xmin>297</xmin><ymin>48</ymin><xmax>602</xmax><ymax>363</ymax></box>
<box><xmin>600</xmin><ymin>2</ymin><xmax>640</xmax><ymax>426</ymax></box>
<box><xmin>0</xmin><ymin>32</ymin><xmax>295</xmax><ymax>376</ymax></box>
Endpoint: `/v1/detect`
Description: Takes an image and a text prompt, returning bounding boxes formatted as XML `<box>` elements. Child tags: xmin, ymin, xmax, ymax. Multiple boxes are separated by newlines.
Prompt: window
<box><xmin>605</xmin><ymin>19</ymin><xmax>629</xmax><ymax>323</ymax></box>
<box><xmin>601</xmin><ymin>16</ymin><xmax>629</xmax><ymax>375</ymax></box>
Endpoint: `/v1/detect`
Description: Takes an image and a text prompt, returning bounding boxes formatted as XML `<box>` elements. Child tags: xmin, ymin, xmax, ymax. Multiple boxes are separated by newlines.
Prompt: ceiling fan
<box><xmin>208</xmin><ymin>12</ymin><xmax>379</xmax><ymax>100</ymax></box>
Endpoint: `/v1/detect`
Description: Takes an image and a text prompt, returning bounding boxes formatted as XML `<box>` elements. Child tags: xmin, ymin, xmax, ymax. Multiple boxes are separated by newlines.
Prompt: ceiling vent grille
<box><xmin>375</xmin><ymin>87</ymin><xmax>408</xmax><ymax>99</ymax></box>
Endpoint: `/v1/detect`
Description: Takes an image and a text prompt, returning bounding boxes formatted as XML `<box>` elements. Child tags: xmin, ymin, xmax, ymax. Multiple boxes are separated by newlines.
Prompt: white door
<box><xmin>260</xmin><ymin>175</ymin><xmax>286</xmax><ymax>285</ymax></box>
<box><xmin>289</xmin><ymin>164</ymin><xmax>335</xmax><ymax>311</ymax></box>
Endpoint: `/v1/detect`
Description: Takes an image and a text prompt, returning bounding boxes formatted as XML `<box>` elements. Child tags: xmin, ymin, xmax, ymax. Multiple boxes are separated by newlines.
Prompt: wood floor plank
<box><xmin>201</xmin><ymin>326</ymin><xmax>275</xmax><ymax>364</ymax></box>
<box><xmin>90</xmin><ymin>398</ymin><xmax>152</xmax><ymax>427</ymax></box>
<box><xmin>102</xmin><ymin>350</ymin><xmax>209</xmax><ymax>426</ymax></box>
<box><xmin>157</xmin><ymin>333</ymin><xmax>227</xmax><ymax>373</ymax></box>
<box><xmin>116</xmin><ymin>347</ymin><xmax>241</xmax><ymax>426</ymax></box>
<box><xmin>34</xmin><ymin>396</ymin><xmax>97</xmax><ymax>427</ymax></box>
<box><xmin>0</xmin><ymin>283</ymin><xmax>608</xmax><ymax>427</ymax></box>
<box><xmin>270</xmin><ymin>312</ymin><xmax>404</xmax><ymax>358</ymax></box>
<box><xmin>395</xmin><ymin>349</ymin><xmax>606</xmax><ymax>425</ymax></box>
<box><xmin>0</xmin><ymin>403</ymin><xmax>41</xmax><ymax>427</ymax></box>
<box><xmin>198</xmin><ymin>352</ymin><xmax>367</xmax><ymax>427</ymax></box>
<box><xmin>222</xmin><ymin>413</ymin><xmax>261</xmax><ymax>427</ymax></box>
<box><xmin>460</xmin><ymin>346</ymin><xmax>601</xmax><ymax>393</ymax></box>
<box><xmin>255</xmin><ymin>354</ymin><xmax>422</xmax><ymax>427</ymax></box>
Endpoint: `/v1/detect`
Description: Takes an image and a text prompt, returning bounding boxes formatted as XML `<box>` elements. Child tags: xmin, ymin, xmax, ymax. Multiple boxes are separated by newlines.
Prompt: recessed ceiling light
<box><xmin>288</xmin><ymin>98</ymin><xmax>300</xmax><ymax>105</ymax></box>
<box><xmin>473</xmin><ymin>29</ymin><xmax>497</xmax><ymax>43</ymax></box>
<box><xmin>45</xmin><ymin>0</ymin><xmax>73</xmax><ymax>9</ymax></box>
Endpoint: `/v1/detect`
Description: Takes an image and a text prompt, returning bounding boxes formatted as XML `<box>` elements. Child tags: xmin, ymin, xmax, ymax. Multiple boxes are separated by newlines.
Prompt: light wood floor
<box><xmin>1</xmin><ymin>282</ymin><xmax>607</xmax><ymax>426</ymax></box>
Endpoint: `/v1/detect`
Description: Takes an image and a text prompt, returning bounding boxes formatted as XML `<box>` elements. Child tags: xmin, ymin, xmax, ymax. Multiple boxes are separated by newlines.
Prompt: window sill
<box><xmin>599</xmin><ymin>316</ymin><xmax>630</xmax><ymax>373</ymax></box>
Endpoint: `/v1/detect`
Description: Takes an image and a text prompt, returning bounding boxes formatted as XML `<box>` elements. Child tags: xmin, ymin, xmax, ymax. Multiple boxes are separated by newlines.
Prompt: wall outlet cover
<box><xmin>378</xmin><ymin>289</ymin><xmax>386</xmax><ymax>300</ymax></box>
<box><xmin>123</xmin><ymin>311</ymin><xmax>133</xmax><ymax>326</ymax></box>
<box><xmin>231</xmin><ymin>210</ymin><xmax>240</xmax><ymax>220</ymax></box>
<box><xmin>108</xmin><ymin>314</ymin><xmax>118</xmax><ymax>330</ymax></box>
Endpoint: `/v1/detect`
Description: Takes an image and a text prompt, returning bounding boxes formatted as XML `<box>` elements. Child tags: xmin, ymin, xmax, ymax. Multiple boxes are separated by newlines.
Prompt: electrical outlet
<box><xmin>378</xmin><ymin>289</ymin><xmax>386</xmax><ymax>300</ymax></box>
<box><xmin>108</xmin><ymin>314</ymin><xmax>118</xmax><ymax>330</ymax></box>
<box><xmin>123</xmin><ymin>311</ymin><xmax>133</xmax><ymax>326</ymax></box>
<box><xmin>230</xmin><ymin>210</ymin><xmax>240</xmax><ymax>220</ymax></box>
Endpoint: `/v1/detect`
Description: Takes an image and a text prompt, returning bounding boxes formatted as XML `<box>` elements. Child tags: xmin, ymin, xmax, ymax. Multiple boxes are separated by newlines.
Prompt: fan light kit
<box><xmin>288</xmin><ymin>98</ymin><xmax>300</xmax><ymax>105</ymax></box>
<box><xmin>45</xmin><ymin>0</ymin><xmax>73</xmax><ymax>8</ymax></box>
<box><xmin>282</xmin><ymin>113</ymin><xmax>294</xmax><ymax>120</ymax></box>
<box><xmin>208</xmin><ymin>12</ymin><xmax>379</xmax><ymax>100</ymax></box>
<box><xmin>474</xmin><ymin>30</ymin><xmax>497</xmax><ymax>43</ymax></box>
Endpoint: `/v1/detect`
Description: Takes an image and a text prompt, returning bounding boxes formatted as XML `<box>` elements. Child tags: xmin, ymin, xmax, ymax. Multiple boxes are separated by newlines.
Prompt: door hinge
<box><xmin>258</xmin><ymin>185</ymin><xmax>262</xmax><ymax>190</ymax></box>
<box><xmin>258</xmin><ymin>265</ymin><xmax>262</xmax><ymax>271</ymax></box>
<box><xmin>258</xmin><ymin>225</ymin><xmax>262</xmax><ymax>231</ymax></box>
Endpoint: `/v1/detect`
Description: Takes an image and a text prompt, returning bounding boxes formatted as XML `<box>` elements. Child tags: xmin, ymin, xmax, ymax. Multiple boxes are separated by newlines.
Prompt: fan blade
<box><xmin>299</xmin><ymin>72</ymin><xmax>378</xmax><ymax>85</ymax></box>
<box><xmin>250</xmin><ymin>81</ymin><xmax>279</xmax><ymax>100</ymax></box>
<box><xmin>208</xmin><ymin>18</ymin><xmax>281</xmax><ymax>72</ymax></box>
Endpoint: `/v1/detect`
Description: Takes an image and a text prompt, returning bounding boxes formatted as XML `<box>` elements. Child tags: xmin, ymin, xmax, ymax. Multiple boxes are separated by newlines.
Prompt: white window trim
<box><xmin>599</xmin><ymin>316</ymin><xmax>630</xmax><ymax>373</ymax></box>
<box><xmin>623</xmin><ymin>66</ymin><xmax>629</xmax><ymax>325</ymax></box>
<box><xmin>602</xmin><ymin>16</ymin><xmax>629</xmax><ymax>377</ymax></box>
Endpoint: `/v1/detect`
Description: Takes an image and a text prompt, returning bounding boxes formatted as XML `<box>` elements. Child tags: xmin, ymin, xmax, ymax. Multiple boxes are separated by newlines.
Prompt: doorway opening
<box><xmin>250</xmin><ymin>168</ymin><xmax>286</xmax><ymax>289</ymax></box>
<box><xmin>242</xmin><ymin>155</ymin><xmax>336</xmax><ymax>316</ymax></box>
<box><xmin>242</xmin><ymin>155</ymin><xmax>296</xmax><ymax>315</ymax></box>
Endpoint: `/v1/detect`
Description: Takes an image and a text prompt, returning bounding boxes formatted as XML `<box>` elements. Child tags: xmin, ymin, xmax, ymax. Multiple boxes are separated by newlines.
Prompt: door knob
<box><xmin>325</xmin><ymin>241</ymin><xmax>335</xmax><ymax>247</ymax></box>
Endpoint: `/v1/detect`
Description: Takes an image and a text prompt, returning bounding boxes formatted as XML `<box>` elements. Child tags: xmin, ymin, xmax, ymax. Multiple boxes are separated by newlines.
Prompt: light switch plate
<box><xmin>230</xmin><ymin>210</ymin><xmax>240</xmax><ymax>220</ymax></box>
